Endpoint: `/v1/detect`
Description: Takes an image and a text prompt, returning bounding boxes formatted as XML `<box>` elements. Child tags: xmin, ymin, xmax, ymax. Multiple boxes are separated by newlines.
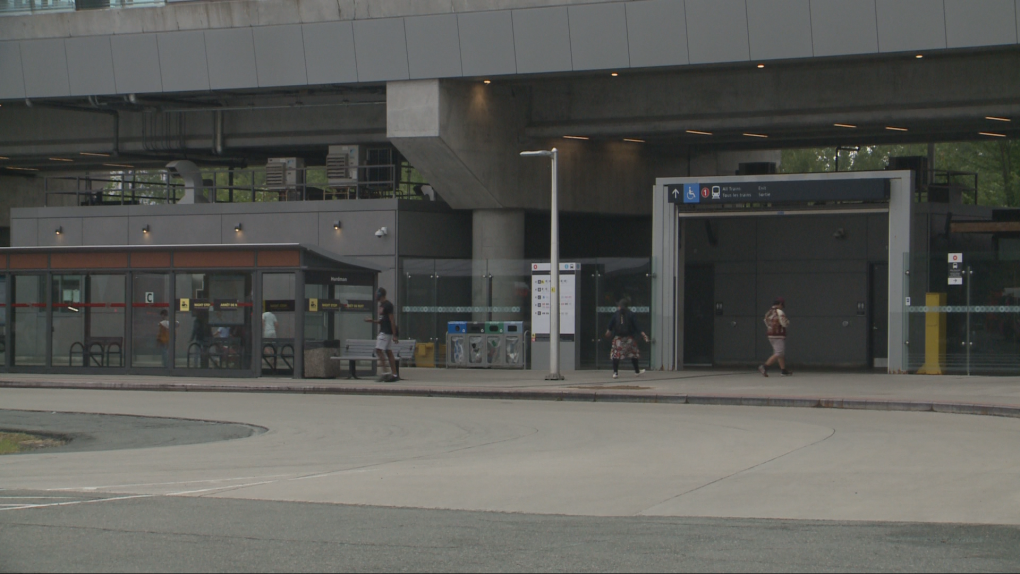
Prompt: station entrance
<box><xmin>651</xmin><ymin>172</ymin><xmax>914</xmax><ymax>373</ymax></box>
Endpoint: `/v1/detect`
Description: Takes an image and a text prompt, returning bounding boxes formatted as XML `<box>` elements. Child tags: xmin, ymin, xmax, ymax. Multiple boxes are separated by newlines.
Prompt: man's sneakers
<box><xmin>376</xmin><ymin>373</ymin><xmax>400</xmax><ymax>383</ymax></box>
<box><xmin>612</xmin><ymin>373</ymin><xmax>619</xmax><ymax>379</ymax></box>
<box><xmin>636</xmin><ymin>369</ymin><xmax>646</xmax><ymax>376</ymax></box>
<box><xmin>758</xmin><ymin>364</ymin><xmax>768</xmax><ymax>377</ymax></box>
<box><xmin>781</xmin><ymin>370</ymin><xmax>793</xmax><ymax>376</ymax></box>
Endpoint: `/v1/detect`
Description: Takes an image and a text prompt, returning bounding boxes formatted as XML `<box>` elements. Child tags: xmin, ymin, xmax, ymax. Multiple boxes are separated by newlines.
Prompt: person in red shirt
<box><xmin>759</xmin><ymin>297</ymin><xmax>791</xmax><ymax>377</ymax></box>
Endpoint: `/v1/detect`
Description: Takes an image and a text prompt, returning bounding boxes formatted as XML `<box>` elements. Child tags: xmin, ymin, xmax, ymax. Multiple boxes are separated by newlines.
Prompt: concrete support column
<box><xmin>472</xmin><ymin>209</ymin><xmax>524</xmax><ymax>321</ymax></box>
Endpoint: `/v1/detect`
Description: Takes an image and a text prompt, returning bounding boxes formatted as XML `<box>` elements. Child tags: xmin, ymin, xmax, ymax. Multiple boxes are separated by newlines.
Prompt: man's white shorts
<box><xmin>768</xmin><ymin>337</ymin><xmax>786</xmax><ymax>357</ymax></box>
<box><xmin>376</xmin><ymin>332</ymin><xmax>393</xmax><ymax>352</ymax></box>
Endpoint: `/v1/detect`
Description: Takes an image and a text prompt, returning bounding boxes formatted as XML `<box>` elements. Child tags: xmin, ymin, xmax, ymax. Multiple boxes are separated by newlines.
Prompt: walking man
<box><xmin>365</xmin><ymin>287</ymin><xmax>399</xmax><ymax>382</ymax></box>
<box><xmin>759</xmin><ymin>297</ymin><xmax>792</xmax><ymax>377</ymax></box>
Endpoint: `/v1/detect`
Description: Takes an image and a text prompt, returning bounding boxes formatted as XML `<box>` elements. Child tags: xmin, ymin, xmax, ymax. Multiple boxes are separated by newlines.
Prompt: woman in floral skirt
<box><xmin>605</xmin><ymin>298</ymin><xmax>650</xmax><ymax>379</ymax></box>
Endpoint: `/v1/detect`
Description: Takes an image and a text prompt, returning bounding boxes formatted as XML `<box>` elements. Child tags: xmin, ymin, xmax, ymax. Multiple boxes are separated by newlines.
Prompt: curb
<box><xmin>2</xmin><ymin>380</ymin><xmax>1020</xmax><ymax>420</ymax></box>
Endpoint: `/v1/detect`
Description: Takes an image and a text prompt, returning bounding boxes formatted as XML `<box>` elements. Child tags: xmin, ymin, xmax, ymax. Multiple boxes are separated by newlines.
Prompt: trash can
<box><xmin>467</xmin><ymin>334</ymin><xmax>486</xmax><ymax>366</ymax></box>
<box><xmin>466</xmin><ymin>322</ymin><xmax>486</xmax><ymax>333</ymax></box>
<box><xmin>447</xmin><ymin>333</ymin><xmax>466</xmax><ymax>366</ymax></box>
<box><xmin>448</xmin><ymin>321</ymin><xmax>468</xmax><ymax>334</ymax></box>
<box><xmin>485</xmin><ymin>321</ymin><xmax>505</xmax><ymax>334</ymax></box>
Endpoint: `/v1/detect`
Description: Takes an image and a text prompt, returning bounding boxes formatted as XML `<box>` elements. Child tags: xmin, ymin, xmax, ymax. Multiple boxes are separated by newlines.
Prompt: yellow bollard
<box><xmin>917</xmin><ymin>292</ymin><xmax>947</xmax><ymax>375</ymax></box>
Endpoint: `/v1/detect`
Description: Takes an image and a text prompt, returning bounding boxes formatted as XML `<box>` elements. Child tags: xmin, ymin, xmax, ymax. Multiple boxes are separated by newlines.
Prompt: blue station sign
<box><xmin>667</xmin><ymin>179</ymin><xmax>889</xmax><ymax>205</ymax></box>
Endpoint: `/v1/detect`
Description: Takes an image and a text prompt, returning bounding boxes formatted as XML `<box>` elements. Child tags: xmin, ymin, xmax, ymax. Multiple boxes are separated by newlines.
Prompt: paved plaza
<box><xmin>1</xmin><ymin>371</ymin><xmax>1019</xmax><ymax>571</ymax></box>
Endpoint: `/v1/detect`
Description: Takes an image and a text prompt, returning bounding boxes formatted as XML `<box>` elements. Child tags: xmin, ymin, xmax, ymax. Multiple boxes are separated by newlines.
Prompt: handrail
<box><xmin>44</xmin><ymin>165</ymin><xmax>436</xmax><ymax>207</ymax></box>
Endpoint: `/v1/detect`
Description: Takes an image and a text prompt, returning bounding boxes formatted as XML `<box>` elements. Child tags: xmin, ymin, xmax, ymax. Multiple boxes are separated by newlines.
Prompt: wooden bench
<box><xmin>332</xmin><ymin>339</ymin><xmax>417</xmax><ymax>379</ymax></box>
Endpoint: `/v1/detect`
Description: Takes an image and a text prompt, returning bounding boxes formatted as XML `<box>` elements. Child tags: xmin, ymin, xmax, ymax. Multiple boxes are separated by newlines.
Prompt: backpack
<box><xmin>764</xmin><ymin>307</ymin><xmax>785</xmax><ymax>337</ymax></box>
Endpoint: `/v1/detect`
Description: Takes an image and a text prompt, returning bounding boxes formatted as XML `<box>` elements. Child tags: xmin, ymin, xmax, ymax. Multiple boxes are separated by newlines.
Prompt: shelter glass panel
<box><xmin>261</xmin><ymin>273</ymin><xmax>296</xmax><ymax>377</ymax></box>
<box><xmin>132</xmin><ymin>273</ymin><xmax>170</xmax><ymax>368</ymax></box>
<box><xmin>0</xmin><ymin>276</ymin><xmax>7</xmax><ymax>367</ymax></box>
<box><xmin>52</xmin><ymin>274</ymin><xmax>126</xmax><ymax>367</ymax></box>
<box><xmin>175</xmin><ymin>273</ymin><xmax>254</xmax><ymax>371</ymax></box>
<box><xmin>13</xmin><ymin>275</ymin><xmax>46</xmax><ymax>367</ymax></box>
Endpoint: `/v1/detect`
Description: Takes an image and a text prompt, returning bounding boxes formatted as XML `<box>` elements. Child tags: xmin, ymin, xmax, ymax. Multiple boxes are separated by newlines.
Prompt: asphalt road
<box><xmin>2</xmin><ymin>491</ymin><xmax>1019</xmax><ymax>573</ymax></box>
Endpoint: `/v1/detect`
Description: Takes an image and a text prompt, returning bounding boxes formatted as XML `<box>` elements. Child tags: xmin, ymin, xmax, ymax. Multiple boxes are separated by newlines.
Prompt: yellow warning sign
<box><xmin>179</xmin><ymin>298</ymin><xmax>190</xmax><ymax>312</ymax></box>
<box><xmin>308</xmin><ymin>298</ymin><xmax>319</xmax><ymax>312</ymax></box>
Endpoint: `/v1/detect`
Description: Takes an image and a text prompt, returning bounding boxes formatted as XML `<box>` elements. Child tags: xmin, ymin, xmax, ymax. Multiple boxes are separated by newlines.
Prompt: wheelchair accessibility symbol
<box><xmin>683</xmin><ymin>183</ymin><xmax>700</xmax><ymax>204</ymax></box>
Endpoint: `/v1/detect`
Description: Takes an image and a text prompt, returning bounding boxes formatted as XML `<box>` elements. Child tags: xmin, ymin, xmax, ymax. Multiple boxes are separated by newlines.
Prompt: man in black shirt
<box><xmin>365</xmin><ymin>287</ymin><xmax>399</xmax><ymax>382</ymax></box>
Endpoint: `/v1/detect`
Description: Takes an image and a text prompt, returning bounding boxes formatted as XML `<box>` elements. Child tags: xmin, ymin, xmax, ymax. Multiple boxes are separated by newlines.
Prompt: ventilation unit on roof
<box><xmin>266</xmin><ymin>157</ymin><xmax>304</xmax><ymax>191</ymax></box>
<box><xmin>327</xmin><ymin>145</ymin><xmax>360</xmax><ymax>187</ymax></box>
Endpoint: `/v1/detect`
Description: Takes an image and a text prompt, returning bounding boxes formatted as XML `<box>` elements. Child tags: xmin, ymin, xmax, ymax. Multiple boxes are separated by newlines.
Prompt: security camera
<box><xmin>375</xmin><ymin>227</ymin><xmax>388</xmax><ymax>238</ymax></box>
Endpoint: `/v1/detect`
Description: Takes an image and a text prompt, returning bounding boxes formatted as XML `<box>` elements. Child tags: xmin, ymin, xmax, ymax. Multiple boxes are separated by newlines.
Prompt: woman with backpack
<box><xmin>604</xmin><ymin>299</ymin><xmax>649</xmax><ymax>379</ymax></box>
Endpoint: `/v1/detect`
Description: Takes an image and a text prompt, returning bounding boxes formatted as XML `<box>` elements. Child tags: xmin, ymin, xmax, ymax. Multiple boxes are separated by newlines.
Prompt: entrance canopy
<box><xmin>0</xmin><ymin>244</ymin><xmax>382</xmax><ymax>378</ymax></box>
<box><xmin>652</xmin><ymin>171</ymin><xmax>914</xmax><ymax>373</ymax></box>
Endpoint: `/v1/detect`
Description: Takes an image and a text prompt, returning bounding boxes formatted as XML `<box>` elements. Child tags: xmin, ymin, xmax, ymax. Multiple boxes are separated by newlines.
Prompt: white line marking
<box><xmin>167</xmin><ymin>480</ymin><xmax>279</xmax><ymax>496</ymax></box>
<box><xmin>0</xmin><ymin>496</ymin><xmax>76</xmax><ymax>500</ymax></box>
<box><xmin>46</xmin><ymin>475</ymin><xmax>294</xmax><ymax>492</ymax></box>
<box><xmin>0</xmin><ymin>494</ymin><xmax>154</xmax><ymax>512</ymax></box>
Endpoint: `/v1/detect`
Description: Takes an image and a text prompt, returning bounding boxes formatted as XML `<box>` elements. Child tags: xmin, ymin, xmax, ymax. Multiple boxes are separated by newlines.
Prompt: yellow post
<box><xmin>917</xmin><ymin>292</ymin><xmax>947</xmax><ymax>375</ymax></box>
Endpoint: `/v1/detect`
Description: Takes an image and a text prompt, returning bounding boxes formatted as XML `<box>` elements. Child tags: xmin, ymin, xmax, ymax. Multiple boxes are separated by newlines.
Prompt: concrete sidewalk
<box><xmin>2</xmin><ymin>368</ymin><xmax>1020</xmax><ymax>418</ymax></box>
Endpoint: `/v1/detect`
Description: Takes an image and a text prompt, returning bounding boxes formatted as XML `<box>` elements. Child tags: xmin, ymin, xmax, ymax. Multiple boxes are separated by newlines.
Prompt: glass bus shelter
<box><xmin>0</xmin><ymin>245</ymin><xmax>380</xmax><ymax>378</ymax></box>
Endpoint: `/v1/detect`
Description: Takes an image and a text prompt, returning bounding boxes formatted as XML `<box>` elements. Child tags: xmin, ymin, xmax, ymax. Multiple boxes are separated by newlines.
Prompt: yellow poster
<box><xmin>179</xmin><ymin>298</ymin><xmax>190</xmax><ymax>312</ymax></box>
<box><xmin>308</xmin><ymin>298</ymin><xmax>319</xmax><ymax>312</ymax></box>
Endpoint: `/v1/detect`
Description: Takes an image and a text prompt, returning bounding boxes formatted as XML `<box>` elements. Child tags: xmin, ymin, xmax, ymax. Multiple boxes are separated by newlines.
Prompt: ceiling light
<box><xmin>563</xmin><ymin>136</ymin><xmax>589</xmax><ymax>140</ymax></box>
<box><xmin>623</xmin><ymin>138</ymin><xmax>645</xmax><ymax>143</ymax></box>
<box><xmin>49</xmin><ymin>157</ymin><xmax>73</xmax><ymax>162</ymax></box>
<box><xmin>834</xmin><ymin>123</ymin><xmax>857</xmax><ymax>129</ymax></box>
<box><xmin>611</xmin><ymin>72</ymin><xmax>619</xmax><ymax>77</ymax></box>
<box><xmin>980</xmin><ymin>132</ymin><xmax>1007</xmax><ymax>138</ymax></box>
<box><xmin>6</xmin><ymin>166</ymin><xmax>38</xmax><ymax>171</ymax></box>
<box><xmin>743</xmin><ymin>132</ymin><xmax>769</xmax><ymax>138</ymax></box>
<box><xmin>986</xmin><ymin>116</ymin><xmax>1011</xmax><ymax>122</ymax></box>
<box><xmin>915</xmin><ymin>54</ymin><xmax>924</xmax><ymax>59</ymax></box>
<box><xmin>103</xmin><ymin>163</ymin><xmax>134</xmax><ymax>169</ymax></box>
<box><xmin>0</xmin><ymin>156</ymin><xmax>8</xmax><ymax>160</ymax></box>
<box><xmin>757</xmin><ymin>64</ymin><xmax>765</xmax><ymax>69</ymax></box>
<box><xmin>79</xmin><ymin>152</ymin><xmax>111</xmax><ymax>157</ymax></box>
<box><xmin>483</xmin><ymin>80</ymin><xmax>491</xmax><ymax>84</ymax></box>
<box><xmin>885</xmin><ymin>126</ymin><xmax>908</xmax><ymax>132</ymax></box>
<box><xmin>686</xmin><ymin>130</ymin><xmax>712</xmax><ymax>136</ymax></box>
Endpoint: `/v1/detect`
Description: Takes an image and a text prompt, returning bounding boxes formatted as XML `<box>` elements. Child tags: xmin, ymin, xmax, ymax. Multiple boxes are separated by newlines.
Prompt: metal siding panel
<box><xmin>0</xmin><ymin>42</ymin><xmax>26</xmax><ymax>99</ymax></box>
<box><xmin>111</xmin><ymin>34</ymin><xmax>163</xmax><ymax>94</ymax></box>
<box><xmin>626</xmin><ymin>0</ymin><xmax>689</xmax><ymax>68</ymax></box>
<box><xmin>302</xmin><ymin>21</ymin><xmax>358</xmax><ymax>85</ymax></box>
<box><xmin>944</xmin><ymin>0</ymin><xmax>1017</xmax><ymax>48</ymax></box>
<box><xmin>353</xmin><ymin>18</ymin><xmax>410</xmax><ymax>82</ymax></box>
<box><xmin>157</xmin><ymin>31</ymin><xmax>210</xmax><ymax>93</ymax></box>
<box><xmin>568</xmin><ymin>3</ymin><xmax>630</xmax><ymax>71</ymax></box>
<box><xmin>747</xmin><ymin>0</ymin><xmax>813</xmax><ymax>60</ymax></box>
<box><xmin>128</xmin><ymin>215</ymin><xmax>220</xmax><ymax>245</ymax></box>
<box><xmin>458</xmin><ymin>10</ymin><xmax>517</xmax><ymax>77</ymax></box>
<box><xmin>65</xmin><ymin>36</ymin><xmax>117</xmax><ymax>96</ymax></box>
<box><xmin>20</xmin><ymin>39</ymin><xmax>71</xmax><ymax>98</ymax></box>
<box><xmin>876</xmin><ymin>0</ymin><xmax>947</xmax><ymax>53</ymax></box>
<box><xmin>205</xmin><ymin>28</ymin><xmax>258</xmax><ymax>90</ymax></box>
<box><xmin>405</xmin><ymin>14</ymin><xmax>463</xmax><ymax>79</ymax></box>
<box><xmin>82</xmin><ymin>217</ymin><xmax>129</xmax><ymax>246</ymax></box>
<box><xmin>685</xmin><ymin>0</ymin><xmax>750</xmax><ymax>64</ymax></box>
<box><xmin>512</xmin><ymin>7</ymin><xmax>573</xmax><ymax>74</ymax></box>
<box><xmin>810</xmin><ymin>0</ymin><xmax>879</xmax><ymax>57</ymax></box>
<box><xmin>253</xmin><ymin>25</ymin><xmax>308</xmax><ymax>88</ymax></box>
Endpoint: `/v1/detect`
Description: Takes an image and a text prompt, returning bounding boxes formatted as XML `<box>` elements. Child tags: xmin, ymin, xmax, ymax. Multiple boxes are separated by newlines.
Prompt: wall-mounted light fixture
<box><xmin>55</xmin><ymin>226</ymin><xmax>63</xmax><ymax>235</ymax></box>
<box><xmin>375</xmin><ymin>227</ymin><xmax>388</xmax><ymax>238</ymax></box>
<box><xmin>833</xmin><ymin>228</ymin><xmax>847</xmax><ymax>240</ymax></box>
<box><xmin>142</xmin><ymin>224</ymin><xmax>151</xmax><ymax>234</ymax></box>
<box><xmin>235</xmin><ymin>223</ymin><xmax>243</xmax><ymax>233</ymax></box>
<box><xmin>333</xmin><ymin>221</ymin><xmax>342</xmax><ymax>230</ymax></box>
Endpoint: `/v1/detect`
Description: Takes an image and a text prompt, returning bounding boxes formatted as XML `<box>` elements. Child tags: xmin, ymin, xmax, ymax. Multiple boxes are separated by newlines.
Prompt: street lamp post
<box><xmin>520</xmin><ymin>148</ymin><xmax>564</xmax><ymax>380</ymax></box>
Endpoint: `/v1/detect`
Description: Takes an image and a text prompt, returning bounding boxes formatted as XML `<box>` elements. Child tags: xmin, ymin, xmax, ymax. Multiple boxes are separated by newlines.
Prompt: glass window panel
<box><xmin>0</xmin><ymin>276</ymin><xmax>6</xmax><ymax>366</ymax></box>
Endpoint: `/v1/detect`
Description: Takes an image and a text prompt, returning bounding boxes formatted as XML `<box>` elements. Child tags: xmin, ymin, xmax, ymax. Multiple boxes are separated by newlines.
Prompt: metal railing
<box><xmin>1</xmin><ymin>0</ymin><xmax>163</xmax><ymax>15</ymax></box>
<box><xmin>44</xmin><ymin>165</ymin><xmax>434</xmax><ymax>207</ymax></box>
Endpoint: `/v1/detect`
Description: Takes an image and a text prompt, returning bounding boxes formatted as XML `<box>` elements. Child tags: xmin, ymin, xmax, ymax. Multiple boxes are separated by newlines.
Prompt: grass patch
<box><xmin>0</xmin><ymin>431</ymin><xmax>66</xmax><ymax>455</ymax></box>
